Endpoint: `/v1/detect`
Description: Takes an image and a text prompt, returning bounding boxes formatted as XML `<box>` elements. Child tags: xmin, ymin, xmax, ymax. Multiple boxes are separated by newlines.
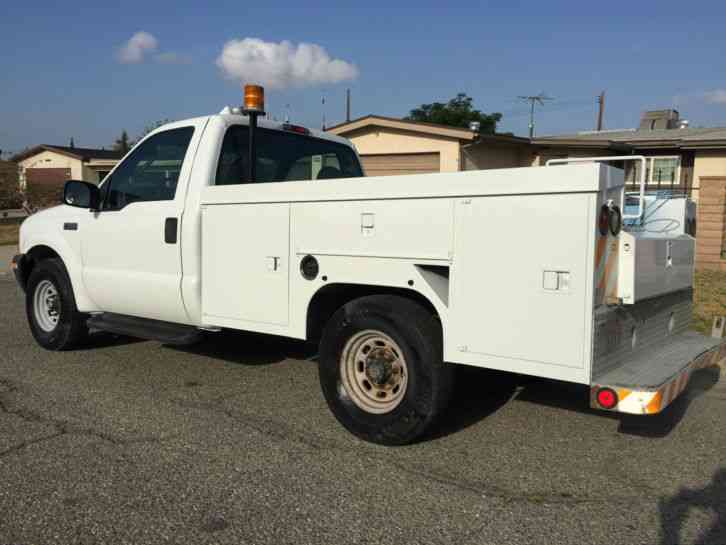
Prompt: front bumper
<box><xmin>11</xmin><ymin>253</ymin><xmax>28</xmax><ymax>292</ymax></box>
<box><xmin>591</xmin><ymin>332</ymin><xmax>725</xmax><ymax>415</ymax></box>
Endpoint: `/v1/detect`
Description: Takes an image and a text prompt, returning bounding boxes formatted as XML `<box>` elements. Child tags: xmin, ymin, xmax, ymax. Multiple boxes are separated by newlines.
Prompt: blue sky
<box><xmin>2</xmin><ymin>1</ymin><xmax>726</xmax><ymax>154</ymax></box>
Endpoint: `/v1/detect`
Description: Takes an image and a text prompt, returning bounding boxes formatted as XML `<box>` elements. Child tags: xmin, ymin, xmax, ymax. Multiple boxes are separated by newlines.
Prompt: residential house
<box><xmin>12</xmin><ymin>145</ymin><xmax>122</xmax><ymax>208</ymax></box>
<box><xmin>534</xmin><ymin>110</ymin><xmax>726</xmax><ymax>271</ymax></box>
<box><xmin>326</xmin><ymin>115</ymin><xmax>533</xmax><ymax>176</ymax></box>
<box><xmin>328</xmin><ymin>109</ymin><xmax>726</xmax><ymax>271</ymax></box>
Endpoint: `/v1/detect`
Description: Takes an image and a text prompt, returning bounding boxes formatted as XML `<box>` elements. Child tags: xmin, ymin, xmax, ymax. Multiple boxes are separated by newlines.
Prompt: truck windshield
<box><xmin>215</xmin><ymin>125</ymin><xmax>363</xmax><ymax>185</ymax></box>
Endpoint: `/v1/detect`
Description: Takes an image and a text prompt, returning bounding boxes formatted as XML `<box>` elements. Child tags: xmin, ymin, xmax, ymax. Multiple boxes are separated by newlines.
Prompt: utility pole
<box><xmin>596</xmin><ymin>91</ymin><xmax>605</xmax><ymax>131</ymax></box>
<box><xmin>346</xmin><ymin>88</ymin><xmax>351</xmax><ymax>122</ymax></box>
<box><xmin>321</xmin><ymin>94</ymin><xmax>326</xmax><ymax>130</ymax></box>
<box><xmin>517</xmin><ymin>93</ymin><xmax>553</xmax><ymax>138</ymax></box>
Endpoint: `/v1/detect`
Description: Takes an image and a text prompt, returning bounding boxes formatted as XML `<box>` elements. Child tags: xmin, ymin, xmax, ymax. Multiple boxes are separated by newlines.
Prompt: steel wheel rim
<box><xmin>33</xmin><ymin>279</ymin><xmax>61</xmax><ymax>332</ymax></box>
<box><xmin>340</xmin><ymin>330</ymin><xmax>408</xmax><ymax>414</ymax></box>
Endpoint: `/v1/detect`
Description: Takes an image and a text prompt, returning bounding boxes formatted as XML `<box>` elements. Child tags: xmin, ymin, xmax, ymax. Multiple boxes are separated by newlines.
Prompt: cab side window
<box><xmin>102</xmin><ymin>127</ymin><xmax>194</xmax><ymax>210</ymax></box>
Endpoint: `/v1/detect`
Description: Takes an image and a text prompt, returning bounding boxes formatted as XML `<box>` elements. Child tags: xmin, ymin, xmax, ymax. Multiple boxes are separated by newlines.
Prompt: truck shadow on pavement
<box><xmin>171</xmin><ymin>330</ymin><xmax>318</xmax><ymax>366</ymax></box>
<box><xmin>617</xmin><ymin>367</ymin><xmax>721</xmax><ymax>438</ymax></box>
<box><xmin>425</xmin><ymin>366</ymin><xmax>520</xmax><ymax>440</ymax></box>
<box><xmin>658</xmin><ymin>467</ymin><xmax>726</xmax><ymax>545</ymax></box>
<box><xmin>172</xmin><ymin>330</ymin><xmax>720</xmax><ymax>441</ymax></box>
<box><xmin>80</xmin><ymin>331</ymin><xmax>146</xmax><ymax>350</ymax></box>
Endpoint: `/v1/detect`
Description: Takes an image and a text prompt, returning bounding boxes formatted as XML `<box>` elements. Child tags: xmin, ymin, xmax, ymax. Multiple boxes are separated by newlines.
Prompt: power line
<box><xmin>517</xmin><ymin>93</ymin><xmax>554</xmax><ymax>137</ymax></box>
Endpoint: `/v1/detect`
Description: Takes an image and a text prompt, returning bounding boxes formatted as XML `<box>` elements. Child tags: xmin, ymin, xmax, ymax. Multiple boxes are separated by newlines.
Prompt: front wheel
<box><xmin>26</xmin><ymin>258</ymin><xmax>89</xmax><ymax>350</ymax></box>
<box><xmin>318</xmin><ymin>295</ymin><xmax>454</xmax><ymax>445</ymax></box>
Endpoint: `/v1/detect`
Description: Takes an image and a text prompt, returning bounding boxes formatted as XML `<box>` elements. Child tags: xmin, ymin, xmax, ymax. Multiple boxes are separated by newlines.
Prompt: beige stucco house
<box><xmin>14</xmin><ymin>145</ymin><xmax>122</xmax><ymax>189</ymax></box>
<box><xmin>330</xmin><ymin>110</ymin><xmax>726</xmax><ymax>271</ymax></box>
<box><xmin>533</xmin><ymin>111</ymin><xmax>726</xmax><ymax>204</ymax></box>
<box><xmin>534</xmin><ymin>110</ymin><xmax>726</xmax><ymax>271</ymax></box>
<box><xmin>12</xmin><ymin>145</ymin><xmax>122</xmax><ymax>208</ymax></box>
<box><xmin>326</xmin><ymin>115</ymin><xmax>533</xmax><ymax>176</ymax></box>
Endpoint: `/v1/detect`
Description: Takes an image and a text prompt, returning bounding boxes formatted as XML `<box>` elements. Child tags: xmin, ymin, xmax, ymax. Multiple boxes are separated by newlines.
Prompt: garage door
<box><xmin>360</xmin><ymin>153</ymin><xmax>440</xmax><ymax>177</ymax></box>
<box><xmin>25</xmin><ymin>167</ymin><xmax>71</xmax><ymax>209</ymax></box>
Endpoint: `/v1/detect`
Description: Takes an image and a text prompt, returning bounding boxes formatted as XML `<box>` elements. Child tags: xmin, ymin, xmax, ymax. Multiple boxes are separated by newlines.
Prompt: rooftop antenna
<box><xmin>284</xmin><ymin>104</ymin><xmax>291</xmax><ymax>123</ymax></box>
<box><xmin>517</xmin><ymin>93</ymin><xmax>554</xmax><ymax>138</ymax></box>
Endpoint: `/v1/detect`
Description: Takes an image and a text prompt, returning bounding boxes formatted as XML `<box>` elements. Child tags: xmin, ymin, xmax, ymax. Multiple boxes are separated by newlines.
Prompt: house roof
<box><xmin>326</xmin><ymin>115</ymin><xmax>479</xmax><ymax>141</ymax></box>
<box><xmin>535</xmin><ymin>126</ymin><xmax>726</xmax><ymax>150</ymax></box>
<box><xmin>12</xmin><ymin>145</ymin><xmax>123</xmax><ymax>163</ymax></box>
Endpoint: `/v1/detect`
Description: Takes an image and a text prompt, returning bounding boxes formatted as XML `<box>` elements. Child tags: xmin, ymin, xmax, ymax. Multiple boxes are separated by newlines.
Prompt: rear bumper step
<box><xmin>591</xmin><ymin>332</ymin><xmax>725</xmax><ymax>415</ymax></box>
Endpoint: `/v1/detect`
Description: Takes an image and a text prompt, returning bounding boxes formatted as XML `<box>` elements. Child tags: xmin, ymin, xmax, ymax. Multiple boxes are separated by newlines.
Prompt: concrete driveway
<box><xmin>0</xmin><ymin>276</ymin><xmax>724</xmax><ymax>544</ymax></box>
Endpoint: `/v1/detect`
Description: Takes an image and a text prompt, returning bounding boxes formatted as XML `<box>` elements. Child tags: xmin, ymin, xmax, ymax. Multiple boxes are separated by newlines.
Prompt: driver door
<box><xmin>81</xmin><ymin>124</ymin><xmax>200</xmax><ymax>324</ymax></box>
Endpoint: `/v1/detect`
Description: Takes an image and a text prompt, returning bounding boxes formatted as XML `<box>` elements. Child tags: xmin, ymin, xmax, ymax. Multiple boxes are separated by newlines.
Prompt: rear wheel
<box><xmin>319</xmin><ymin>295</ymin><xmax>454</xmax><ymax>445</ymax></box>
<box><xmin>26</xmin><ymin>258</ymin><xmax>89</xmax><ymax>350</ymax></box>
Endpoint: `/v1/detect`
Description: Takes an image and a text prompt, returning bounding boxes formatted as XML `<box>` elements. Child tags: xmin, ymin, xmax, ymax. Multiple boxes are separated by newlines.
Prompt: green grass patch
<box><xmin>692</xmin><ymin>269</ymin><xmax>726</xmax><ymax>334</ymax></box>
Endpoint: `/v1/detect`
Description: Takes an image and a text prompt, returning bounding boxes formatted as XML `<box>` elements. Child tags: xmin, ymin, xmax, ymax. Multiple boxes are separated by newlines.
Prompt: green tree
<box><xmin>113</xmin><ymin>130</ymin><xmax>131</xmax><ymax>154</ymax></box>
<box><xmin>405</xmin><ymin>93</ymin><xmax>502</xmax><ymax>134</ymax></box>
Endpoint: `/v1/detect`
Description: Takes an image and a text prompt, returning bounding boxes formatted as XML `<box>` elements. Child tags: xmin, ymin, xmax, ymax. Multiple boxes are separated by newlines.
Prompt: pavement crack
<box><xmin>172</xmin><ymin>398</ymin><xmax>637</xmax><ymax>507</ymax></box>
<box><xmin>174</xmin><ymin>398</ymin><xmax>337</xmax><ymax>451</ymax></box>
<box><xmin>386</xmin><ymin>462</ymin><xmax>616</xmax><ymax>506</ymax></box>
<box><xmin>0</xmin><ymin>431</ymin><xmax>65</xmax><ymax>459</ymax></box>
<box><xmin>0</xmin><ymin>376</ymin><xmax>175</xmax><ymax>455</ymax></box>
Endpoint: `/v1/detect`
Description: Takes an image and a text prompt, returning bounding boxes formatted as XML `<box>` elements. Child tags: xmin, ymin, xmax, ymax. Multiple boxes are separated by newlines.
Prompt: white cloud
<box><xmin>117</xmin><ymin>31</ymin><xmax>158</xmax><ymax>64</ymax></box>
<box><xmin>216</xmin><ymin>38</ymin><xmax>358</xmax><ymax>90</ymax></box>
<box><xmin>704</xmin><ymin>89</ymin><xmax>726</xmax><ymax>105</ymax></box>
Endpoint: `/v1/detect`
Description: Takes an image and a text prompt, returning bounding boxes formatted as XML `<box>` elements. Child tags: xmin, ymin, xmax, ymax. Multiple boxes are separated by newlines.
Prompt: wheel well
<box><xmin>306</xmin><ymin>283</ymin><xmax>439</xmax><ymax>342</ymax></box>
<box><xmin>21</xmin><ymin>245</ymin><xmax>62</xmax><ymax>286</ymax></box>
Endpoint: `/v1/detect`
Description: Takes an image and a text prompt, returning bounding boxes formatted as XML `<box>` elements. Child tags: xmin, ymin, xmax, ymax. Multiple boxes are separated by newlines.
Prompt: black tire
<box><xmin>26</xmin><ymin>258</ymin><xmax>89</xmax><ymax>350</ymax></box>
<box><xmin>318</xmin><ymin>295</ymin><xmax>454</xmax><ymax>445</ymax></box>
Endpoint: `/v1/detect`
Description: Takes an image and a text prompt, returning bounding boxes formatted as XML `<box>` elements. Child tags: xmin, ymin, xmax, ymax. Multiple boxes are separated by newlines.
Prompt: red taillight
<box><xmin>282</xmin><ymin>123</ymin><xmax>309</xmax><ymax>135</ymax></box>
<box><xmin>596</xmin><ymin>387</ymin><xmax>618</xmax><ymax>410</ymax></box>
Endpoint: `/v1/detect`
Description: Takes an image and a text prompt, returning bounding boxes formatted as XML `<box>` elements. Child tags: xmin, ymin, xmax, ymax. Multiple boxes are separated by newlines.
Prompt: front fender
<box><xmin>21</xmin><ymin>234</ymin><xmax>99</xmax><ymax>313</ymax></box>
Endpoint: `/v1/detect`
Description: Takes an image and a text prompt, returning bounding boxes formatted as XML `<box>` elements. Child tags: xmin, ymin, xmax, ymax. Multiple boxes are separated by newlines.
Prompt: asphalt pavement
<box><xmin>0</xmin><ymin>274</ymin><xmax>724</xmax><ymax>544</ymax></box>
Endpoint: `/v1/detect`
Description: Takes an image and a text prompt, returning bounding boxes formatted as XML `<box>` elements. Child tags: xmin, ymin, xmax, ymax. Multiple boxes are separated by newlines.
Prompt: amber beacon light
<box><xmin>243</xmin><ymin>84</ymin><xmax>265</xmax><ymax>114</ymax></box>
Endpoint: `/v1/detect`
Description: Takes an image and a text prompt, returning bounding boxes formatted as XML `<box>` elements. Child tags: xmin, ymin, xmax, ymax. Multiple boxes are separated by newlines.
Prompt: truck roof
<box><xmin>218</xmin><ymin>113</ymin><xmax>353</xmax><ymax>147</ymax></box>
<box><xmin>143</xmin><ymin>112</ymin><xmax>355</xmax><ymax>150</ymax></box>
<box><xmin>166</xmin><ymin>111</ymin><xmax>353</xmax><ymax>148</ymax></box>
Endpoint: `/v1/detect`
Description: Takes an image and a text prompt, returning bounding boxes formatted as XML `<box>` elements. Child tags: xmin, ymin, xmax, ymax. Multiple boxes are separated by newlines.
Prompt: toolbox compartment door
<box><xmin>201</xmin><ymin>203</ymin><xmax>290</xmax><ymax>327</ymax></box>
<box><xmin>449</xmin><ymin>193</ymin><xmax>594</xmax><ymax>376</ymax></box>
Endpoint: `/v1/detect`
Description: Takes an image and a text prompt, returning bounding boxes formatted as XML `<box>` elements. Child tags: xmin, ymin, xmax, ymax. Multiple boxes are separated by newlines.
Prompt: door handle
<box><xmin>164</xmin><ymin>218</ymin><xmax>178</xmax><ymax>244</ymax></box>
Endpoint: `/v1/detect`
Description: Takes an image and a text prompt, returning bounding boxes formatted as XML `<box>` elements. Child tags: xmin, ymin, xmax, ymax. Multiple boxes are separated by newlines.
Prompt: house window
<box><xmin>624</xmin><ymin>156</ymin><xmax>681</xmax><ymax>185</ymax></box>
<box><xmin>651</xmin><ymin>157</ymin><xmax>679</xmax><ymax>184</ymax></box>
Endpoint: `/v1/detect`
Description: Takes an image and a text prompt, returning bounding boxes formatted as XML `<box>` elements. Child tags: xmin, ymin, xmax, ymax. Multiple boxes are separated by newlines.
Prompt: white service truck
<box><xmin>12</xmin><ymin>88</ymin><xmax>725</xmax><ymax>445</ymax></box>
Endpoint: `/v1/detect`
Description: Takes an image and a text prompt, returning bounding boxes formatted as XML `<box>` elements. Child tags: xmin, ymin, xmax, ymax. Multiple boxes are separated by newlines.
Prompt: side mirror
<box><xmin>63</xmin><ymin>180</ymin><xmax>100</xmax><ymax>210</ymax></box>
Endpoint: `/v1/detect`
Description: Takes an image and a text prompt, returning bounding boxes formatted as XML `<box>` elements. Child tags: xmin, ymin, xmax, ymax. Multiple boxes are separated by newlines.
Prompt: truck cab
<box><xmin>16</xmin><ymin>113</ymin><xmax>363</xmax><ymax>325</ymax></box>
<box><xmin>12</xmin><ymin>90</ymin><xmax>725</xmax><ymax>445</ymax></box>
